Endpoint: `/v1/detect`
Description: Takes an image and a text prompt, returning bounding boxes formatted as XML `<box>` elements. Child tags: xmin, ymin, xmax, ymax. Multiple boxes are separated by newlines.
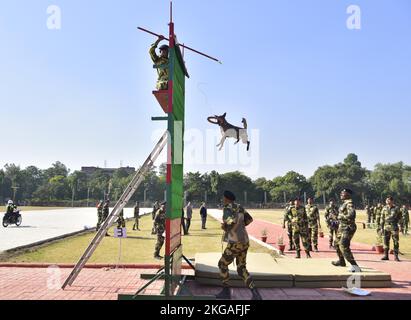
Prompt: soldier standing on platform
<box><xmin>216</xmin><ymin>191</ymin><xmax>262</xmax><ymax>300</ymax></box>
<box><xmin>332</xmin><ymin>189</ymin><xmax>361</xmax><ymax>272</ymax></box>
<box><xmin>149</xmin><ymin>36</ymin><xmax>169</xmax><ymax>90</ymax></box>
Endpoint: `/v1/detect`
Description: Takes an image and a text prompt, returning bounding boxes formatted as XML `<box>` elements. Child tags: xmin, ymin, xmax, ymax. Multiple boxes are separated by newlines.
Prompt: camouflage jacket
<box><xmin>306</xmin><ymin>204</ymin><xmax>320</xmax><ymax>228</ymax></box>
<box><xmin>381</xmin><ymin>205</ymin><xmax>401</xmax><ymax>231</ymax></box>
<box><xmin>324</xmin><ymin>205</ymin><xmax>339</xmax><ymax>225</ymax></box>
<box><xmin>149</xmin><ymin>41</ymin><xmax>169</xmax><ymax>84</ymax></box>
<box><xmin>283</xmin><ymin>205</ymin><xmax>292</xmax><ymax>225</ymax></box>
<box><xmin>401</xmin><ymin>208</ymin><xmax>409</xmax><ymax>224</ymax></box>
<box><xmin>97</xmin><ymin>205</ymin><xmax>103</xmax><ymax>214</ymax></box>
<box><xmin>338</xmin><ymin>199</ymin><xmax>356</xmax><ymax>229</ymax></box>
<box><xmin>103</xmin><ymin>205</ymin><xmax>109</xmax><ymax>215</ymax></box>
<box><xmin>286</xmin><ymin>205</ymin><xmax>308</xmax><ymax>231</ymax></box>
<box><xmin>375</xmin><ymin>205</ymin><xmax>383</xmax><ymax>225</ymax></box>
<box><xmin>222</xmin><ymin>203</ymin><xmax>249</xmax><ymax>244</ymax></box>
<box><xmin>6</xmin><ymin>204</ymin><xmax>17</xmax><ymax>214</ymax></box>
<box><xmin>154</xmin><ymin>208</ymin><xmax>166</xmax><ymax>235</ymax></box>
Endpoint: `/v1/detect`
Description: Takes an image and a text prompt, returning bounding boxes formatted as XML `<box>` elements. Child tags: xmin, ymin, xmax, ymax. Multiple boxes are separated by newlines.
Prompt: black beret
<box><xmin>159</xmin><ymin>44</ymin><xmax>169</xmax><ymax>51</ymax></box>
<box><xmin>223</xmin><ymin>191</ymin><xmax>236</xmax><ymax>201</ymax></box>
<box><xmin>161</xmin><ymin>201</ymin><xmax>167</xmax><ymax>206</ymax></box>
<box><xmin>341</xmin><ymin>188</ymin><xmax>353</xmax><ymax>195</ymax></box>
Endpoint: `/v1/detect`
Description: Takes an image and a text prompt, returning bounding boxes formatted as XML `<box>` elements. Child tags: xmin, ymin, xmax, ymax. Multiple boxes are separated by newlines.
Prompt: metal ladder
<box><xmin>62</xmin><ymin>131</ymin><xmax>168</xmax><ymax>289</ymax></box>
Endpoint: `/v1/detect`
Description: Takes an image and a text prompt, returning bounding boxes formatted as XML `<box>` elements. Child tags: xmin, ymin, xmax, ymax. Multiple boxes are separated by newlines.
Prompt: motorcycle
<box><xmin>2</xmin><ymin>211</ymin><xmax>22</xmax><ymax>228</ymax></box>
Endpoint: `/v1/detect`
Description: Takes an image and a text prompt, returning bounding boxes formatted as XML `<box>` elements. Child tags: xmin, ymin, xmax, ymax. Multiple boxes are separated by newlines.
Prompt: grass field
<box><xmin>248</xmin><ymin>209</ymin><xmax>411</xmax><ymax>260</ymax></box>
<box><xmin>5</xmin><ymin>210</ymin><xmax>275</xmax><ymax>264</ymax></box>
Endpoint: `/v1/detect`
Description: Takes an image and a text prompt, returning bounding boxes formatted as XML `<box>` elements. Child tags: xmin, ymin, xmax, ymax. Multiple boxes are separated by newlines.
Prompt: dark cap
<box><xmin>223</xmin><ymin>191</ymin><xmax>236</xmax><ymax>201</ymax></box>
<box><xmin>341</xmin><ymin>188</ymin><xmax>353</xmax><ymax>195</ymax></box>
<box><xmin>294</xmin><ymin>197</ymin><xmax>301</xmax><ymax>201</ymax></box>
<box><xmin>161</xmin><ymin>201</ymin><xmax>167</xmax><ymax>206</ymax></box>
<box><xmin>159</xmin><ymin>44</ymin><xmax>169</xmax><ymax>51</ymax></box>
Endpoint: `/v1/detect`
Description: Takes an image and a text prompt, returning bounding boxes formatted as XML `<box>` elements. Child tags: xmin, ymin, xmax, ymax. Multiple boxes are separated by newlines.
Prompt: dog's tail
<box><xmin>242</xmin><ymin>118</ymin><xmax>248</xmax><ymax>129</ymax></box>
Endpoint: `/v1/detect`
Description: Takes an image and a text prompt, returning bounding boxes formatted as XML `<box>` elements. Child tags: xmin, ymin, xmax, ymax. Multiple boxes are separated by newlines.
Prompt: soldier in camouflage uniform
<box><xmin>380</xmin><ymin>197</ymin><xmax>402</xmax><ymax>261</ymax></box>
<box><xmin>365</xmin><ymin>205</ymin><xmax>372</xmax><ymax>224</ymax></box>
<box><xmin>149</xmin><ymin>36</ymin><xmax>169</xmax><ymax>90</ymax></box>
<box><xmin>332</xmin><ymin>189</ymin><xmax>361</xmax><ymax>272</ymax></box>
<box><xmin>324</xmin><ymin>199</ymin><xmax>339</xmax><ymax>249</ymax></box>
<box><xmin>371</xmin><ymin>205</ymin><xmax>376</xmax><ymax>223</ymax></box>
<box><xmin>151</xmin><ymin>201</ymin><xmax>160</xmax><ymax>235</ymax></box>
<box><xmin>96</xmin><ymin>200</ymin><xmax>104</xmax><ymax>231</ymax></box>
<box><xmin>282</xmin><ymin>200</ymin><xmax>295</xmax><ymax>251</ymax></box>
<box><xmin>102</xmin><ymin>200</ymin><xmax>110</xmax><ymax>237</ymax></box>
<box><xmin>216</xmin><ymin>191</ymin><xmax>262</xmax><ymax>301</ymax></box>
<box><xmin>133</xmin><ymin>202</ymin><xmax>140</xmax><ymax>231</ymax></box>
<box><xmin>153</xmin><ymin>201</ymin><xmax>166</xmax><ymax>260</ymax></box>
<box><xmin>117</xmin><ymin>208</ymin><xmax>126</xmax><ymax>229</ymax></box>
<box><xmin>306</xmin><ymin>198</ymin><xmax>321</xmax><ymax>252</ymax></box>
<box><xmin>286</xmin><ymin>198</ymin><xmax>311</xmax><ymax>259</ymax></box>
<box><xmin>400</xmin><ymin>205</ymin><xmax>409</xmax><ymax>235</ymax></box>
<box><xmin>375</xmin><ymin>203</ymin><xmax>384</xmax><ymax>229</ymax></box>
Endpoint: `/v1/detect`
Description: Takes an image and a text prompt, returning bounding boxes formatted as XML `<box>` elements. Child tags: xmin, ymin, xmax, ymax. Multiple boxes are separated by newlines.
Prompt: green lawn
<box><xmin>248</xmin><ymin>209</ymin><xmax>411</xmax><ymax>260</ymax></box>
<box><xmin>1</xmin><ymin>206</ymin><xmax>70</xmax><ymax>212</ymax></box>
<box><xmin>4</xmin><ymin>210</ymin><xmax>275</xmax><ymax>264</ymax></box>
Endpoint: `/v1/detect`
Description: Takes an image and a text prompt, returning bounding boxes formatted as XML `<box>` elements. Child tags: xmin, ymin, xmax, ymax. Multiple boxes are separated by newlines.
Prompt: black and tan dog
<box><xmin>208</xmin><ymin>113</ymin><xmax>250</xmax><ymax>151</ymax></box>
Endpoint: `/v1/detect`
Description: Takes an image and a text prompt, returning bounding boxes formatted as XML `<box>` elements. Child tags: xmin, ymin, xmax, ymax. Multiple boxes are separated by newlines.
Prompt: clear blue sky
<box><xmin>0</xmin><ymin>0</ymin><xmax>410</xmax><ymax>179</ymax></box>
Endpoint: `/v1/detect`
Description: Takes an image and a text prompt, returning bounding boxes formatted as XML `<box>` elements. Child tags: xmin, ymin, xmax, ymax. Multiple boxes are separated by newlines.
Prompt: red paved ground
<box><xmin>0</xmin><ymin>219</ymin><xmax>410</xmax><ymax>300</ymax></box>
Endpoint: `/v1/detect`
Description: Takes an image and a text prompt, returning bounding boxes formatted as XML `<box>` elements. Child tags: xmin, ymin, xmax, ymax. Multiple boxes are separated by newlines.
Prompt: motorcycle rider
<box><xmin>5</xmin><ymin>200</ymin><xmax>18</xmax><ymax>220</ymax></box>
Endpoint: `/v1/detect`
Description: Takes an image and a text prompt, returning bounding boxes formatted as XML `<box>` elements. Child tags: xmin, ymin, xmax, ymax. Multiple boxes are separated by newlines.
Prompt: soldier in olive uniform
<box><xmin>306</xmin><ymin>197</ymin><xmax>322</xmax><ymax>252</ymax></box>
<box><xmin>151</xmin><ymin>201</ymin><xmax>160</xmax><ymax>235</ymax></box>
<box><xmin>282</xmin><ymin>200</ymin><xmax>295</xmax><ymax>251</ymax></box>
<box><xmin>371</xmin><ymin>205</ymin><xmax>376</xmax><ymax>223</ymax></box>
<box><xmin>216</xmin><ymin>191</ymin><xmax>262</xmax><ymax>301</ymax></box>
<box><xmin>380</xmin><ymin>197</ymin><xmax>402</xmax><ymax>261</ymax></box>
<box><xmin>133</xmin><ymin>202</ymin><xmax>140</xmax><ymax>231</ymax></box>
<box><xmin>96</xmin><ymin>200</ymin><xmax>104</xmax><ymax>231</ymax></box>
<box><xmin>149</xmin><ymin>36</ymin><xmax>169</xmax><ymax>90</ymax></box>
<box><xmin>117</xmin><ymin>208</ymin><xmax>126</xmax><ymax>229</ymax></box>
<box><xmin>324</xmin><ymin>199</ymin><xmax>339</xmax><ymax>249</ymax></box>
<box><xmin>332</xmin><ymin>189</ymin><xmax>361</xmax><ymax>272</ymax></box>
<box><xmin>102</xmin><ymin>200</ymin><xmax>110</xmax><ymax>236</ymax></box>
<box><xmin>153</xmin><ymin>201</ymin><xmax>166</xmax><ymax>260</ymax></box>
<box><xmin>365</xmin><ymin>205</ymin><xmax>372</xmax><ymax>224</ymax></box>
<box><xmin>400</xmin><ymin>205</ymin><xmax>409</xmax><ymax>235</ymax></box>
<box><xmin>375</xmin><ymin>203</ymin><xmax>384</xmax><ymax>229</ymax></box>
<box><xmin>286</xmin><ymin>198</ymin><xmax>311</xmax><ymax>259</ymax></box>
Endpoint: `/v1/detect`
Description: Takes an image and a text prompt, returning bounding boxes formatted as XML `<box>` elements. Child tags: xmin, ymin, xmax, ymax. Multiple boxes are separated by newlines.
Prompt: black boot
<box><xmin>394</xmin><ymin>252</ymin><xmax>400</xmax><ymax>262</ymax></box>
<box><xmin>251</xmin><ymin>288</ymin><xmax>262</xmax><ymax>300</ymax></box>
<box><xmin>314</xmin><ymin>245</ymin><xmax>319</xmax><ymax>252</ymax></box>
<box><xmin>305</xmin><ymin>250</ymin><xmax>312</xmax><ymax>259</ymax></box>
<box><xmin>381</xmin><ymin>249</ymin><xmax>389</xmax><ymax>261</ymax></box>
<box><xmin>216</xmin><ymin>287</ymin><xmax>231</xmax><ymax>300</ymax></box>
<box><xmin>332</xmin><ymin>259</ymin><xmax>346</xmax><ymax>267</ymax></box>
<box><xmin>295</xmin><ymin>250</ymin><xmax>301</xmax><ymax>259</ymax></box>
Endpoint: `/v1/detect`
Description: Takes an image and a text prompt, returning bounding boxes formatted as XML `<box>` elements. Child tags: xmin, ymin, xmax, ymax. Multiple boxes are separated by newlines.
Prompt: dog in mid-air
<box><xmin>208</xmin><ymin>113</ymin><xmax>250</xmax><ymax>151</ymax></box>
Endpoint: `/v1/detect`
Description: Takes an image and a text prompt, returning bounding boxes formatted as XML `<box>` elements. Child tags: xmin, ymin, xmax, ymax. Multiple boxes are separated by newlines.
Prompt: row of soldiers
<box><xmin>365</xmin><ymin>203</ymin><xmax>409</xmax><ymax>235</ymax></box>
<box><xmin>283</xmin><ymin>189</ymin><xmax>406</xmax><ymax>269</ymax></box>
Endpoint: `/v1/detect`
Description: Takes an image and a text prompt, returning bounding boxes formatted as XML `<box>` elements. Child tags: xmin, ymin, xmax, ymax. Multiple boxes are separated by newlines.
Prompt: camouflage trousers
<box><xmin>401</xmin><ymin>220</ymin><xmax>409</xmax><ymax>234</ymax></box>
<box><xmin>293</xmin><ymin>225</ymin><xmax>310</xmax><ymax>252</ymax></box>
<box><xmin>218</xmin><ymin>242</ymin><xmax>255</xmax><ymax>289</ymax></box>
<box><xmin>157</xmin><ymin>79</ymin><xmax>168</xmax><ymax>90</ymax></box>
<box><xmin>383</xmin><ymin>228</ymin><xmax>400</xmax><ymax>254</ymax></box>
<box><xmin>335</xmin><ymin>225</ymin><xmax>357</xmax><ymax>263</ymax></box>
<box><xmin>286</xmin><ymin>223</ymin><xmax>294</xmax><ymax>248</ymax></box>
<box><xmin>154</xmin><ymin>234</ymin><xmax>165</xmax><ymax>256</ymax></box>
<box><xmin>307</xmin><ymin>225</ymin><xmax>319</xmax><ymax>248</ymax></box>
<box><xmin>328</xmin><ymin>225</ymin><xmax>339</xmax><ymax>247</ymax></box>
